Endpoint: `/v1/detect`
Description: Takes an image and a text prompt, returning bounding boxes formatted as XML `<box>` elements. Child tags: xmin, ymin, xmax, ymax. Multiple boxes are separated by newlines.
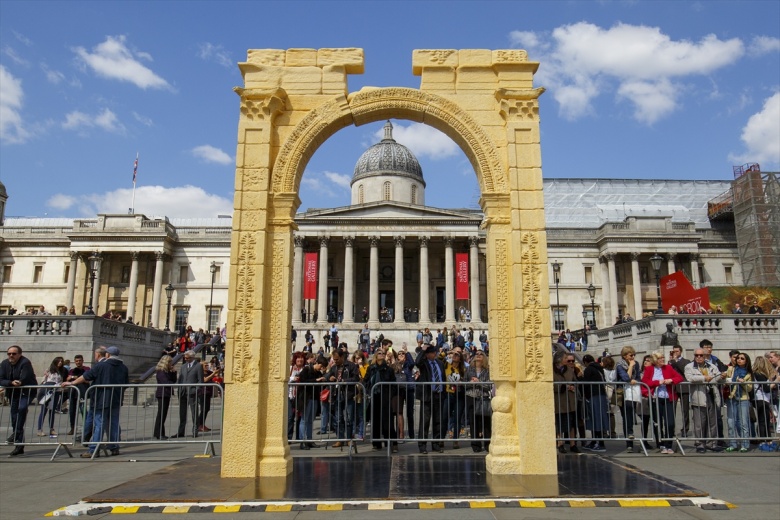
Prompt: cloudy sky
<box><xmin>1</xmin><ymin>1</ymin><xmax>778</xmax><ymax>218</ymax></box>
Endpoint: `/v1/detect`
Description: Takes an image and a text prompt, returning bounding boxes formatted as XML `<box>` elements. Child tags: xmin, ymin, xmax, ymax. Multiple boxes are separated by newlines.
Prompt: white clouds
<box><xmin>62</xmin><ymin>108</ymin><xmax>124</xmax><ymax>133</ymax></box>
<box><xmin>322</xmin><ymin>171</ymin><xmax>351</xmax><ymax>190</ymax></box>
<box><xmin>301</xmin><ymin>170</ymin><xmax>351</xmax><ymax>198</ymax></box>
<box><xmin>2</xmin><ymin>46</ymin><xmax>29</xmax><ymax>67</ymax></box>
<box><xmin>511</xmin><ymin>22</ymin><xmax>746</xmax><ymax>124</ymax></box>
<box><xmin>132</xmin><ymin>112</ymin><xmax>154</xmax><ymax>127</ymax></box>
<box><xmin>0</xmin><ymin>65</ymin><xmax>30</xmax><ymax>144</ymax></box>
<box><xmin>198</xmin><ymin>43</ymin><xmax>233</xmax><ymax>68</ymax></box>
<box><xmin>73</xmin><ymin>35</ymin><xmax>171</xmax><ymax>90</ymax></box>
<box><xmin>748</xmin><ymin>36</ymin><xmax>780</xmax><ymax>56</ymax></box>
<box><xmin>46</xmin><ymin>186</ymin><xmax>234</xmax><ymax>218</ymax></box>
<box><xmin>730</xmin><ymin>92</ymin><xmax>780</xmax><ymax>167</ymax></box>
<box><xmin>41</xmin><ymin>63</ymin><xmax>66</xmax><ymax>84</ymax></box>
<box><xmin>192</xmin><ymin>144</ymin><xmax>233</xmax><ymax>165</ymax></box>
<box><xmin>373</xmin><ymin>122</ymin><xmax>459</xmax><ymax>159</ymax></box>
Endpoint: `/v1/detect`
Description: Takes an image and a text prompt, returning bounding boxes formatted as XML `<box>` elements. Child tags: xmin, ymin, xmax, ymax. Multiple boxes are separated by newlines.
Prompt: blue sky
<box><xmin>1</xmin><ymin>1</ymin><xmax>778</xmax><ymax>219</ymax></box>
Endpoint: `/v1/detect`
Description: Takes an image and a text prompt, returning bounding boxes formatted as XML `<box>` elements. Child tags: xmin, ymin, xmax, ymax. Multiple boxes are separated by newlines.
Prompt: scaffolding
<box><xmin>731</xmin><ymin>165</ymin><xmax>780</xmax><ymax>286</ymax></box>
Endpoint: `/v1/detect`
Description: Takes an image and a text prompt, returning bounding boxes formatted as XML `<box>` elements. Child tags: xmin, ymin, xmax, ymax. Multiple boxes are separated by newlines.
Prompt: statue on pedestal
<box><xmin>660</xmin><ymin>322</ymin><xmax>678</xmax><ymax>346</ymax></box>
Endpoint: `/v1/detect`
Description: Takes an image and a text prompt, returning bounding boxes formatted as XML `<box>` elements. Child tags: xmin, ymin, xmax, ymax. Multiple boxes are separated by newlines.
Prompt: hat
<box><xmin>424</xmin><ymin>344</ymin><xmax>437</xmax><ymax>354</ymax></box>
<box><xmin>106</xmin><ymin>346</ymin><xmax>120</xmax><ymax>356</ymax></box>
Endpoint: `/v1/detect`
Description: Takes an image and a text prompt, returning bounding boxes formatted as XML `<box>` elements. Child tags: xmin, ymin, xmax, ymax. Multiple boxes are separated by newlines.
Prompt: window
<box><xmin>2</xmin><ymin>264</ymin><xmax>12</xmax><ymax>283</ymax></box>
<box><xmin>33</xmin><ymin>265</ymin><xmax>43</xmax><ymax>284</ymax></box>
<box><xmin>725</xmin><ymin>265</ymin><xmax>733</xmax><ymax>284</ymax></box>
<box><xmin>207</xmin><ymin>307</ymin><xmax>221</xmax><ymax>332</ymax></box>
<box><xmin>179</xmin><ymin>265</ymin><xmax>189</xmax><ymax>284</ymax></box>
<box><xmin>553</xmin><ymin>308</ymin><xmax>566</xmax><ymax>331</ymax></box>
<box><xmin>411</xmin><ymin>185</ymin><xmax>417</xmax><ymax>205</ymax></box>
<box><xmin>640</xmin><ymin>266</ymin><xmax>649</xmax><ymax>284</ymax></box>
<box><xmin>383</xmin><ymin>181</ymin><xmax>391</xmax><ymax>201</ymax></box>
<box><xmin>358</xmin><ymin>184</ymin><xmax>364</xmax><ymax>204</ymax></box>
<box><xmin>583</xmin><ymin>309</ymin><xmax>596</xmax><ymax>328</ymax></box>
<box><xmin>121</xmin><ymin>266</ymin><xmax>131</xmax><ymax>284</ymax></box>
<box><xmin>174</xmin><ymin>307</ymin><xmax>190</xmax><ymax>331</ymax></box>
<box><xmin>584</xmin><ymin>265</ymin><xmax>593</xmax><ymax>284</ymax></box>
<box><xmin>63</xmin><ymin>264</ymin><xmax>70</xmax><ymax>284</ymax></box>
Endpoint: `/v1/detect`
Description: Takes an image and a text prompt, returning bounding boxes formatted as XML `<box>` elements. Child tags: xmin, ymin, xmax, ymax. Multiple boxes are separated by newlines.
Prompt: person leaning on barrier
<box><xmin>724</xmin><ymin>353</ymin><xmax>753</xmax><ymax>452</ymax></box>
<box><xmin>641</xmin><ymin>351</ymin><xmax>684</xmax><ymax>454</ymax></box>
<box><xmin>615</xmin><ymin>346</ymin><xmax>642</xmax><ymax>453</ymax></box>
<box><xmin>751</xmin><ymin>356</ymin><xmax>776</xmax><ymax>451</ymax></box>
<box><xmin>172</xmin><ymin>350</ymin><xmax>204</xmax><ymax>439</ymax></box>
<box><xmin>364</xmin><ymin>350</ymin><xmax>397</xmax><ymax>452</ymax></box>
<box><xmin>153</xmin><ymin>355</ymin><xmax>177</xmax><ymax>440</ymax></box>
<box><xmin>1</xmin><ymin>345</ymin><xmax>38</xmax><ymax>457</ymax></box>
<box><xmin>465</xmin><ymin>350</ymin><xmax>491</xmax><ymax>453</ymax></box>
<box><xmin>671</xmin><ymin>345</ymin><xmax>692</xmax><ymax>438</ymax></box>
<box><xmin>415</xmin><ymin>343</ymin><xmax>448</xmax><ymax>454</ymax></box>
<box><xmin>325</xmin><ymin>348</ymin><xmax>360</xmax><ymax>448</ymax></box>
<box><xmin>66</xmin><ymin>355</ymin><xmax>90</xmax><ymax>436</ymax></box>
<box><xmin>297</xmin><ymin>355</ymin><xmax>327</xmax><ymax>449</ymax></box>
<box><xmin>553</xmin><ymin>352</ymin><xmax>579</xmax><ymax>454</ymax></box>
<box><xmin>581</xmin><ymin>354</ymin><xmax>609</xmax><ymax>452</ymax></box>
<box><xmin>63</xmin><ymin>346</ymin><xmax>129</xmax><ymax>458</ymax></box>
<box><xmin>684</xmin><ymin>348</ymin><xmax>724</xmax><ymax>453</ymax></box>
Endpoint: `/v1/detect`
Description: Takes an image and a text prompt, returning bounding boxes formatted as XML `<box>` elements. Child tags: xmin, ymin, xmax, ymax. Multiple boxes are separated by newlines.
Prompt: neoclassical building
<box><xmin>0</xmin><ymin>124</ymin><xmax>746</xmax><ymax>343</ymax></box>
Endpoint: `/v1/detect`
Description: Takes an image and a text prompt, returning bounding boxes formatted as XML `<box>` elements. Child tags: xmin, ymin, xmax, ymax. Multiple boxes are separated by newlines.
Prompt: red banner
<box><xmin>659</xmin><ymin>271</ymin><xmax>710</xmax><ymax>314</ymax></box>
<box><xmin>455</xmin><ymin>253</ymin><xmax>469</xmax><ymax>300</ymax></box>
<box><xmin>303</xmin><ymin>252</ymin><xmax>318</xmax><ymax>300</ymax></box>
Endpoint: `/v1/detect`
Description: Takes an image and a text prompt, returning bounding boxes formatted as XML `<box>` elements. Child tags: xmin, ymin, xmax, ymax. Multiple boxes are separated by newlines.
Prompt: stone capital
<box><xmin>444</xmin><ymin>237</ymin><xmax>454</xmax><ymax>248</ymax></box>
<box><xmin>318</xmin><ymin>236</ymin><xmax>330</xmax><ymax>248</ymax></box>
<box><xmin>293</xmin><ymin>235</ymin><xmax>305</xmax><ymax>248</ymax></box>
<box><xmin>419</xmin><ymin>235</ymin><xmax>430</xmax><ymax>247</ymax></box>
<box><xmin>690</xmin><ymin>253</ymin><xmax>700</xmax><ymax>262</ymax></box>
<box><xmin>369</xmin><ymin>236</ymin><xmax>380</xmax><ymax>248</ymax></box>
<box><xmin>69</xmin><ymin>251</ymin><xmax>80</xmax><ymax>262</ymax></box>
<box><xmin>344</xmin><ymin>236</ymin><xmax>354</xmax><ymax>247</ymax></box>
<box><xmin>630</xmin><ymin>252</ymin><xmax>641</xmax><ymax>261</ymax></box>
<box><xmin>394</xmin><ymin>236</ymin><xmax>404</xmax><ymax>248</ymax></box>
<box><xmin>469</xmin><ymin>236</ymin><xmax>480</xmax><ymax>248</ymax></box>
<box><xmin>154</xmin><ymin>251</ymin><xmax>165</xmax><ymax>262</ymax></box>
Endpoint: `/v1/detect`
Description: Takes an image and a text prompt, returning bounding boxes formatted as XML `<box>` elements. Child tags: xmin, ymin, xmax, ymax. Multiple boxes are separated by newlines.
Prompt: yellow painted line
<box><xmin>617</xmin><ymin>499</ymin><xmax>670</xmax><ymax>507</ymax></box>
<box><xmin>569</xmin><ymin>499</ymin><xmax>596</xmax><ymax>508</ymax></box>
<box><xmin>419</xmin><ymin>502</ymin><xmax>445</xmax><ymax>509</ymax></box>
<box><xmin>194</xmin><ymin>454</ymin><xmax>212</xmax><ymax>458</ymax></box>
<box><xmin>213</xmin><ymin>505</ymin><xmax>241</xmax><ymax>513</ymax></box>
<box><xmin>111</xmin><ymin>506</ymin><xmax>140</xmax><ymax>514</ymax></box>
<box><xmin>726</xmin><ymin>502</ymin><xmax>738</xmax><ymax>509</ymax></box>
<box><xmin>368</xmin><ymin>502</ymin><xmax>394</xmax><ymax>510</ymax></box>
<box><xmin>470</xmin><ymin>501</ymin><xmax>495</xmax><ymax>508</ymax></box>
<box><xmin>520</xmin><ymin>500</ymin><xmax>546</xmax><ymax>508</ymax></box>
<box><xmin>265</xmin><ymin>504</ymin><xmax>293</xmax><ymax>512</ymax></box>
<box><xmin>161</xmin><ymin>505</ymin><xmax>191</xmax><ymax>513</ymax></box>
<box><xmin>317</xmin><ymin>503</ymin><xmax>343</xmax><ymax>511</ymax></box>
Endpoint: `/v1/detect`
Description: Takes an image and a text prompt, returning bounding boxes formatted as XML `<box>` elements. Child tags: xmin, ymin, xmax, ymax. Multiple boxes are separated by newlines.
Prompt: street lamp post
<box><xmin>650</xmin><ymin>253</ymin><xmax>664</xmax><ymax>314</ymax></box>
<box><xmin>208</xmin><ymin>261</ymin><xmax>217</xmax><ymax>333</ymax></box>
<box><xmin>164</xmin><ymin>283</ymin><xmax>174</xmax><ymax>332</ymax></box>
<box><xmin>587</xmin><ymin>283</ymin><xmax>597</xmax><ymax>330</ymax></box>
<box><xmin>85</xmin><ymin>252</ymin><xmax>101</xmax><ymax>315</ymax></box>
<box><xmin>552</xmin><ymin>261</ymin><xmax>561</xmax><ymax>332</ymax></box>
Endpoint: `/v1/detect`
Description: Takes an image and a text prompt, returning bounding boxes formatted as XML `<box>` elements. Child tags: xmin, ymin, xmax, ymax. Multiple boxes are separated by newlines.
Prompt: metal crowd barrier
<box><xmin>0</xmin><ymin>384</ymin><xmax>82</xmax><ymax>460</ymax></box>
<box><xmin>79</xmin><ymin>383</ymin><xmax>222</xmax><ymax>459</ymax></box>
<box><xmin>553</xmin><ymin>381</ymin><xmax>656</xmax><ymax>456</ymax></box>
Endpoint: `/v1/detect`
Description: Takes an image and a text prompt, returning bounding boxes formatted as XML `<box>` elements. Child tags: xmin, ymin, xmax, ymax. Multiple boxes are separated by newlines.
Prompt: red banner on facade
<box><xmin>455</xmin><ymin>253</ymin><xmax>469</xmax><ymax>300</ymax></box>
<box><xmin>304</xmin><ymin>252</ymin><xmax>318</xmax><ymax>300</ymax></box>
<box><xmin>659</xmin><ymin>271</ymin><xmax>710</xmax><ymax>314</ymax></box>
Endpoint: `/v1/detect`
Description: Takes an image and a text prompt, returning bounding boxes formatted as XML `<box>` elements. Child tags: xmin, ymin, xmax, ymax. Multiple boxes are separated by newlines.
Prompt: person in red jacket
<box><xmin>642</xmin><ymin>350</ymin><xmax>684</xmax><ymax>454</ymax></box>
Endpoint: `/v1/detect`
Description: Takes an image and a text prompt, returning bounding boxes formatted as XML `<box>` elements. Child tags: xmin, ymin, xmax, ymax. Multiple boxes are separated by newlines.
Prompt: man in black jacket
<box><xmin>415</xmin><ymin>344</ymin><xmax>447</xmax><ymax>454</ymax></box>
<box><xmin>1</xmin><ymin>345</ymin><xmax>37</xmax><ymax>456</ymax></box>
<box><xmin>325</xmin><ymin>349</ymin><xmax>360</xmax><ymax>447</ymax></box>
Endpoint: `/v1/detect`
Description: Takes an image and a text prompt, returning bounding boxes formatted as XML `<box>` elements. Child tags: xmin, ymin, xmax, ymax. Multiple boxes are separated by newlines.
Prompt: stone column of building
<box><xmin>394</xmin><ymin>236</ymin><xmax>404</xmax><ymax>324</ymax></box>
<box><xmin>369</xmin><ymin>236</ymin><xmax>380</xmax><ymax>326</ymax></box>
<box><xmin>292</xmin><ymin>236</ymin><xmax>304</xmax><ymax>324</ymax></box>
<box><xmin>667</xmin><ymin>253</ymin><xmax>676</xmax><ymax>275</ymax></box>
<box><xmin>91</xmin><ymin>254</ymin><xmax>103</xmax><ymax>315</ymax></box>
<box><xmin>606</xmin><ymin>253</ymin><xmax>619</xmax><ymax>323</ymax></box>
<box><xmin>317</xmin><ymin>236</ymin><xmax>329</xmax><ymax>323</ymax></box>
<box><xmin>127</xmin><ymin>252</ymin><xmax>140</xmax><ymax>321</ymax></box>
<box><xmin>342</xmin><ymin>236</ymin><xmax>355</xmax><ymax>323</ymax></box>
<box><xmin>444</xmin><ymin>237</ymin><xmax>455</xmax><ymax>323</ymax></box>
<box><xmin>65</xmin><ymin>252</ymin><xmax>79</xmax><ymax>309</ymax></box>
<box><xmin>690</xmin><ymin>253</ymin><xmax>700</xmax><ymax>288</ymax></box>
<box><xmin>469</xmin><ymin>236</ymin><xmax>481</xmax><ymax>323</ymax></box>
<box><xmin>630</xmin><ymin>252</ymin><xmax>643</xmax><ymax>319</ymax></box>
<box><xmin>151</xmin><ymin>251</ymin><xmax>164</xmax><ymax>328</ymax></box>
<box><xmin>419</xmin><ymin>236</ymin><xmax>430</xmax><ymax>324</ymax></box>
<box><xmin>598</xmin><ymin>256</ymin><xmax>609</xmax><ymax>329</ymax></box>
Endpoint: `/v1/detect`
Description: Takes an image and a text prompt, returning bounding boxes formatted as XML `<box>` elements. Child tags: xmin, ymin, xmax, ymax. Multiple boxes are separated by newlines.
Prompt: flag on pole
<box><xmin>133</xmin><ymin>154</ymin><xmax>138</xmax><ymax>182</ymax></box>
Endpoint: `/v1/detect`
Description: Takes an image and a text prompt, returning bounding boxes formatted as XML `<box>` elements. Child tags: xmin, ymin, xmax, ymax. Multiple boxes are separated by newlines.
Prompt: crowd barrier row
<box><xmin>0</xmin><ymin>383</ymin><xmax>222</xmax><ymax>460</ymax></box>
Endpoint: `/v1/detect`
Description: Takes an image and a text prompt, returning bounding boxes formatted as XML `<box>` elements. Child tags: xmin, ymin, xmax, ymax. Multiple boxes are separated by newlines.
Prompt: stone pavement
<box><xmin>1</xmin><ymin>439</ymin><xmax>778</xmax><ymax>520</ymax></box>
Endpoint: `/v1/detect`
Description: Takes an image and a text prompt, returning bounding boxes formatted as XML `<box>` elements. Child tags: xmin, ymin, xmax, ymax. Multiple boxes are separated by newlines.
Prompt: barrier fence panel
<box><xmin>0</xmin><ymin>384</ymin><xmax>81</xmax><ymax>460</ymax></box>
<box><xmin>553</xmin><ymin>381</ymin><xmax>655</xmax><ymax>456</ymax></box>
<box><xmin>80</xmin><ymin>383</ymin><xmax>222</xmax><ymax>459</ymax></box>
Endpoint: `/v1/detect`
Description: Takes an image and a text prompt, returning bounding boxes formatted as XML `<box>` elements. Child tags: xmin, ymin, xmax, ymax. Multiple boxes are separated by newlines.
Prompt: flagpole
<box><xmin>131</xmin><ymin>153</ymin><xmax>138</xmax><ymax>214</ymax></box>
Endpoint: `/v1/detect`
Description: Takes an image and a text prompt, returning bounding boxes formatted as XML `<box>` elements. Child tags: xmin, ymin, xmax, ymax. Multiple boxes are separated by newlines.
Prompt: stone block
<box><xmin>517</xmin><ymin>209</ymin><xmax>546</xmax><ymax>231</ymax></box>
<box><xmin>242</xmin><ymin>65</ymin><xmax>283</xmax><ymax>90</ymax></box>
<box><xmin>241</xmin><ymin>140</ymin><xmax>272</xmax><ymax>169</ymax></box>
<box><xmin>492</xmin><ymin>49</ymin><xmax>530</xmax><ymax>65</ymax></box>
<box><xmin>507</xmin><ymin>167</ymin><xmax>543</xmax><ymax>192</ymax></box>
<box><xmin>412</xmin><ymin>49</ymin><xmax>458</xmax><ymax>75</ymax></box>
<box><xmin>281</xmin><ymin>67</ymin><xmax>323</xmax><ymax>94</ymax></box>
<box><xmin>456</xmin><ymin>67</ymin><xmax>497</xmax><ymax>83</ymax></box>
<box><xmin>246</xmin><ymin>49</ymin><xmax>286</xmax><ymax>67</ymax></box>
<box><xmin>285</xmin><ymin>48</ymin><xmax>317</xmax><ymax>67</ymax></box>
<box><xmin>317</xmin><ymin>48</ymin><xmax>364</xmax><ymax>74</ymax></box>
<box><xmin>458</xmin><ymin>49</ymin><xmax>493</xmax><ymax>67</ymax></box>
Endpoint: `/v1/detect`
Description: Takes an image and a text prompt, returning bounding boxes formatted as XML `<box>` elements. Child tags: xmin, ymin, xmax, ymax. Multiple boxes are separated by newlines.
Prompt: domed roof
<box><xmin>352</xmin><ymin>121</ymin><xmax>425</xmax><ymax>186</ymax></box>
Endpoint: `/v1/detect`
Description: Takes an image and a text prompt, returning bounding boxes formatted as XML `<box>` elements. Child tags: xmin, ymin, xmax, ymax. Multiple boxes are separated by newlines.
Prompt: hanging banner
<box><xmin>455</xmin><ymin>253</ymin><xmax>469</xmax><ymax>300</ymax></box>
<box><xmin>659</xmin><ymin>271</ymin><xmax>710</xmax><ymax>314</ymax></box>
<box><xmin>304</xmin><ymin>252</ymin><xmax>318</xmax><ymax>300</ymax></box>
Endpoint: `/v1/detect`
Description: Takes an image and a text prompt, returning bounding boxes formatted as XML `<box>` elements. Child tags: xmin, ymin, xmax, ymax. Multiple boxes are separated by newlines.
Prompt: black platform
<box><xmin>84</xmin><ymin>455</ymin><xmax>705</xmax><ymax>503</ymax></box>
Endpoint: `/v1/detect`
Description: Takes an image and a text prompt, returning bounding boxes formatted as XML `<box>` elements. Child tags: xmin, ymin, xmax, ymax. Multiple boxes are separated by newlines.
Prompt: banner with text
<box><xmin>304</xmin><ymin>252</ymin><xmax>318</xmax><ymax>300</ymax></box>
<box><xmin>659</xmin><ymin>271</ymin><xmax>710</xmax><ymax>314</ymax></box>
<box><xmin>456</xmin><ymin>253</ymin><xmax>469</xmax><ymax>300</ymax></box>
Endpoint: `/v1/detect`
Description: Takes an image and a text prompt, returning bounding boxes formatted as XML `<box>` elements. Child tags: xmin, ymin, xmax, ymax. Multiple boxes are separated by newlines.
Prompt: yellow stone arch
<box><xmin>222</xmin><ymin>48</ymin><xmax>555</xmax><ymax>479</ymax></box>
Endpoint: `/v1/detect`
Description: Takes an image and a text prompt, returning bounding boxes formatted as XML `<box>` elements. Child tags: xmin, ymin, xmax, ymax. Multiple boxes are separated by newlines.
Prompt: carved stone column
<box><xmin>630</xmin><ymin>252</ymin><xmax>643</xmax><ymax>319</ymax></box>
<box><xmin>292</xmin><ymin>236</ymin><xmax>304</xmax><ymax>325</ymax></box>
<box><xmin>606</xmin><ymin>253</ymin><xmax>619</xmax><ymax>323</ymax></box>
<box><xmin>368</xmin><ymin>236</ymin><xmax>380</xmax><ymax>326</ymax></box>
<box><xmin>419</xmin><ymin>236</ymin><xmax>430</xmax><ymax>325</ymax></box>
<box><xmin>65</xmin><ymin>252</ymin><xmax>79</xmax><ymax>309</ymax></box>
<box><xmin>394</xmin><ymin>236</ymin><xmax>404</xmax><ymax>324</ymax></box>
<box><xmin>667</xmin><ymin>253</ymin><xmax>676</xmax><ymax>276</ymax></box>
<box><xmin>317</xmin><ymin>236</ymin><xmax>329</xmax><ymax>323</ymax></box>
<box><xmin>342</xmin><ymin>236</ymin><xmax>355</xmax><ymax>324</ymax></box>
<box><xmin>690</xmin><ymin>253</ymin><xmax>700</xmax><ymax>289</ymax></box>
<box><xmin>151</xmin><ymin>251</ymin><xmax>164</xmax><ymax>328</ymax></box>
<box><xmin>127</xmin><ymin>252</ymin><xmax>140</xmax><ymax>321</ymax></box>
<box><xmin>469</xmin><ymin>236</ymin><xmax>481</xmax><ymax>323</ymax></box>
<box><xmin>444</xmin><ymin>237</ymin><xmax>455</xmax><ymax>323</ymax></box>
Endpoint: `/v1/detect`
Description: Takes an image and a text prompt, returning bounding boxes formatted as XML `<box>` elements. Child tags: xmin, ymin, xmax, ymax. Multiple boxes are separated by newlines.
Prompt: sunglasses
<box><xmin>694</xmin><ymin>354</ymin><xmax>705</xmax><ymax>357</ymax></box>
<box><xmin>566</xmin><ymin>360</ymin><xmax>575</xmax><ymax>363</ymax></box>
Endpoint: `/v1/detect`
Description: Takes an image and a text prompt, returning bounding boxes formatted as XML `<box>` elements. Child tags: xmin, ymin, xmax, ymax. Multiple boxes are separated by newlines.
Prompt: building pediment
<box><xmin>297</xmin><ymin>201</ymin><xmax>482</xmax><ymax>223</ymax></box>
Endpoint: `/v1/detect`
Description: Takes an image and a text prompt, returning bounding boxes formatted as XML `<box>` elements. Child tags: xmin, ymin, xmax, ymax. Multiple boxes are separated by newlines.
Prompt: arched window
<box><xmin>358</xmin><ymin>184</ymin><xmax>364</xmax><ymax>204</ymax></box>
<box><xmin>411</xmin><ymin>184</ymin><xmax>417</xmax><ymax>205</ymax></box>
<box><xmin>383</xmin><ymin>181</ymin><xmax>391</xmax><ymax>201</ymax></box>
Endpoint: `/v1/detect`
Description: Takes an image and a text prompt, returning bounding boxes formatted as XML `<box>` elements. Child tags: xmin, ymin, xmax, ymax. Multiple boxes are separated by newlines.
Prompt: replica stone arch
<box><xmin>222</xmin><ymin>48</ymin><xmax>555</xmax><ymax>478</ymax></box>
